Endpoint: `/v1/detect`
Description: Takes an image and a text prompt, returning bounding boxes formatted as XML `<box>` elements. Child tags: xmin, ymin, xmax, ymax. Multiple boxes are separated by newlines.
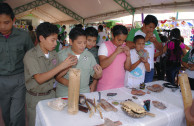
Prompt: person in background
<box><xmin>180</xmin><ymin>36</ymin><xmax>191</xmax><ymax>51</ymax></box>
<box><xmin>182</xmin><ymin>46</ymin><xmax>194</xmax><ymax>90</ymax></box>
<box><xmin>163</xmin><ymin>28</ymin><xmax>186</xmax><ymax>85</ymax></box>
<box><xmin>97</xmin><ymin>25</ymin><xmax>130</xmax><ymax>91</ymax></box>
<box><xmin>155</xmin><ymin>35</ymin><xmax>168</xmax><ymax>80</ymax></box>
<box><xmin>56</xmin><ymin>27</ymin><xmax>102</xmax><ymax>97</ymax></box>
<box><xmin>28</xmin><ymin>24</ymin><xmax>37</xmax><ymax>45</ymax></box>
<box><xmin>0</xmin><ymin>3</ymin><xmax>34</xmax><ymax>126</ymax></box>
<box><xmin>97</xmin><ymin>25</ymin><xmax>108</xmax><ymax>47</ymax></box>
<box><xmin>125</xmin><ymin>35</ymin><xmax>150</xmax><ymax>88</ymax></box>
<box><xmin>85</xmin><ymin>27</ymin><xmax>99</xmax><ymax>92</ymax></box>
<box><xmin>23</xmin><ymin>22</ymin><xmax>77</xmax><ymax>126</ymax></box>
<box><xmin>126</xmin><ymin>15</ymin><xmax>162</xmax><ymax>83</ymax></box>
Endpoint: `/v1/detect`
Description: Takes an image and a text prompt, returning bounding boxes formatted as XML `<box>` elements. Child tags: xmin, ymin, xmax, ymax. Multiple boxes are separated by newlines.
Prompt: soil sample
<box><xmin>68</xmin><ymin>68</ymin><xmax>81</xmax><ymax>115</ymax></box>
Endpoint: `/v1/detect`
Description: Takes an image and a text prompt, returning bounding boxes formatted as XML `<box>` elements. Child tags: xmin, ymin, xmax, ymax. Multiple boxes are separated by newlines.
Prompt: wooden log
<box><xmin>68</xmin><ymin>68</ymin><xmax>81</xmax><ymax>115</ymax></box>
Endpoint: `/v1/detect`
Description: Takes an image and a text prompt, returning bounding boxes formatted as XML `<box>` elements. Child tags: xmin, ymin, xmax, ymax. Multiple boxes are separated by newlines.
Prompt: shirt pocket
<box><xmin>10</xmin><ymin>46</ymin><xmax>25</xmax><ymax>60</ymax></box>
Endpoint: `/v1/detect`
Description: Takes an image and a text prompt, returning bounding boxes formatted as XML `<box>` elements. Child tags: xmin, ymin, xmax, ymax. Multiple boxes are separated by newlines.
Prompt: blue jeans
<box><xmin>166</xmin><ymin>66</ymin><xmax>180</xmax><ymax>84</ymax></box>
<box><xmin>144</xmin><ymin>69</ymin><xmax>154</xmax><ymax>83</ymax></box>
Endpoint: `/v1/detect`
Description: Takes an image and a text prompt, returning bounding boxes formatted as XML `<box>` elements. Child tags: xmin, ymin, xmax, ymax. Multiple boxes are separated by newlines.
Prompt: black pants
<box><xmin>189</xmin><ymin>77</ymin><xmax>194</xmax><ymax>90</ymax></box>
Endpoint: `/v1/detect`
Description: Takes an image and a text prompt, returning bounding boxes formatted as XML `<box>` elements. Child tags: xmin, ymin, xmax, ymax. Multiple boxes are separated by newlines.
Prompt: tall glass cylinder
<box><xmin>68</xmin><ymin>68</ymin><xmax>80</xmax><ymax>115</ymax></box>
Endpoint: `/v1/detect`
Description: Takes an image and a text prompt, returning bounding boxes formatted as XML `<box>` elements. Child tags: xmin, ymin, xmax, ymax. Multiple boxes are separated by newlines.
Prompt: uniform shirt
<box><xmin>56</xmin><ymin>46</ymin><xmax>97</xmax><ymax>97</ymax></box>
<box><xmin>126</xmin><ymin>28</ymin><xmax>161</xmax><ymax>69</ymax></box>
<box><xmin>23</xmin><ymin>44</ymin><xmax>59</xmax><ymax>93</ymax></box>
<box><xmin>0</xmin><ymin>27</ymin><xmax>34</xmax><ymax>76</ymax></box>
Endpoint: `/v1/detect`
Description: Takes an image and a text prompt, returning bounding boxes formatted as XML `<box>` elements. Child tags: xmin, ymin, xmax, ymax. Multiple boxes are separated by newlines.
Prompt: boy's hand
<box><xmin>62</xmin><ymin>55</ymin><xmax>78</xmax><ymax>69</ymax></box>
<box><xmin>93</xmin><ymin>64</ymin><xmax>102</xmax><ymax>79</ymax></box>
<box><xmin>115</xmin><ymin>46</ymin><xmax>124</xmax><ymax>55</ymax></box>
<box><xmin>140</xmin><ymin>57</ymin><xmax>148</xmax><ymax>63</ymax></box>
<box><xmin>145</xmin><ymin>32</ymin><xmax>153</xmax><ymax>41</ymax></box>
<box><xmin>123</xmin><ymin>46</ymin><xmax>130</xmax><ymax>57</ymax></box>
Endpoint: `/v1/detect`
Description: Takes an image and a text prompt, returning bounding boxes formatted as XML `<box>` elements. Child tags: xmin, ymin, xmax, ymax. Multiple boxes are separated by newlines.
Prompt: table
<box><xmin>36</xmin><ymin>81</ymin><xmax>194</xmax><ymax>126</ymax></box>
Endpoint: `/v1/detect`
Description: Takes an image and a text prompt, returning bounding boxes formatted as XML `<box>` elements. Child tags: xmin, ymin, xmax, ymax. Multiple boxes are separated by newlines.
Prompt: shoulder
<box><xmin>24</xmin><ymin>47</ymin><xmax>36</xmax><ymax>60</ymax></box>
<box><xmin>58</xmin><ymin>47</ymin><xmax>69</xmax><ymax>56</ymax></box>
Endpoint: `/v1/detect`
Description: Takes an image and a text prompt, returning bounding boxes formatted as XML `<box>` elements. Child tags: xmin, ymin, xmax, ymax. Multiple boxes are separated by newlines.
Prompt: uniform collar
<box><xmin>35</xmin><ymin>44</ymin><xmax>56</xmax><ymax>60</ymax></box>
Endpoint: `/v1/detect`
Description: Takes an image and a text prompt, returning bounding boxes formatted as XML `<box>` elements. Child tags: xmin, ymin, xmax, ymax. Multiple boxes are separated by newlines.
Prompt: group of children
<box><xmin>0</xmin><ymin>2</ymin><xmax>194</xmax><ymax>126</ymax></box>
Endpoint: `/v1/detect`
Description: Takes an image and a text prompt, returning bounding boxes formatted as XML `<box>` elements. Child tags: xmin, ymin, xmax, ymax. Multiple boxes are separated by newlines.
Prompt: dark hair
<box><xmin>36</xmin><ymin>22</ymin><xmax>59</xmax><ymax>42</ymax></box>
<box><xmin>143</xmin><ymin>15</ymin><xmax>158</xmax><ymax>27</ymax></box>
<box><xmin>160</xmin><ymin>35</ymin><xmax>168</xmax><ymax>43</ymax></box>
<box><xmin>0</xmin><ymin>3</ymin><xmax>15</xmax><ymax>20</ymax></box>
<box><xmin>133</xmin><ymin>35</ymin><xmax>145</xmax><ymax>43</ymax></box>
<box><xmin>85</xmin><ymin>27</ymin><xmax>98</xmax><ymax>38</ymax></box>
<box><xmin>28</xmin><ymin>25</ymin><xmax>33</xmax><ymax>31</ymax></box>
<box><xmin>180</xmin><ymin>36</ymin><xmax>184</xmax><ymax>43</ymax></box>
<box><xmin>168</xmin><ymin>28</ymin><xmax>182</xmax><ymax>61</ymax></box>
<box><xmin>75</xmin><ymin>24</ymin><xmax>83</xmax><ymax>29</ymax></box>
<box><xmin>170</xmin><ymin>28</ymin><xmax>181</xmax><ymax>40</ymax></box>
<box><xmin>69</xmin><ymin>27</ymin><xmax>86</xmax><ymax>42</ymax></box>
<box><xmin>62</xmin><ymin>25</ymin><xmax>66</xmax><ymax>29</ymax></box>
<box><xmin>112</xmin><ymin>25</ymin><xmax>128</xmax><ymax>37</ymax></box>
<box><xmin>98</xmin><ymin>25</ymin><xmax>103</xmax><ymax>31</ymax></box>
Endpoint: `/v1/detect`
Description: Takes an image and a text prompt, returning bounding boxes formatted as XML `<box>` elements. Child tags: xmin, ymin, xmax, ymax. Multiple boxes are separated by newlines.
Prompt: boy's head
<box><xmin>85</xmin><ymin>27</ymin><xmax>98</xmax><ymax>49</ymax></box>
<box><xmin>28</xmin><ymin>25</ymin><xmax>33</xmax><ymax>31</ymax></box>
<box><xmin>170</xmin><ymin>28</ymin><xmax>180</xmax><ymax>40</ymax></box>
<box><xmin>69</xmin><ymin>27</ymin><xmax>86</xmax><ymax>55</ymax></box>
<box><xmin>0</xmin><ymin>3</ymin><xmax>15</xmax><ymax>35</ymax></box>
<box><xmin>134</xmin><ymin>35</ymin><xmax>145</xmax><ymax>51</ymax></box>
<box><xmin>112</xmin><ymin>25</ymin><xmax>128</xmax><ymax>47</ymax></box>
<box><xmin>143</xmin><ymin>15</ymin><xmax>158</xmax><ymax>33</ymax></box>
<box><xmin>36</xmin><ymin>22</ymin><xmax>59</xmax><ymax>52</ymax></box>
<box><xmin>98</xmin><ymin>25</ymin><xmax>103</xmax><ymax>32</ymax></box>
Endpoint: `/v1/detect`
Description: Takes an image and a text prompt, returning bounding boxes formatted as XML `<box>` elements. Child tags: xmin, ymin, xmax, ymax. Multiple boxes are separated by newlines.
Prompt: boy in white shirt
<box><xmin>125</xmin><ymin>35</ymin><xmax>150</xmax><ymax>88</ymax></box>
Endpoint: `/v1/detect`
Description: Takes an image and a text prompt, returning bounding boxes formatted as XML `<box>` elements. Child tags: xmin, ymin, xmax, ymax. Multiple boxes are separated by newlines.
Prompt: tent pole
<box><xmin>132</xmin><ymin>14</ymin><xmax>134</xmax><ymax>28</ymax></box>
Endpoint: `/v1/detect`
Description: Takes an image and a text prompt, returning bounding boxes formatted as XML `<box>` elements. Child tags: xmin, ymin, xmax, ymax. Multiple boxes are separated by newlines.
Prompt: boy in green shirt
<box><xmin>56</xmin><ymin>27</ymin><xmax>102</xmax><ymax>97</ymax></box>
<box><xmin>0</xmin><ymin>3</ymin><xmax>34</xmax><ymax>126</ymax></box>
<box><xmin>85</xmin><ymin>27</ymin><xmax>99</xmax><ymax>92</ymax></box>
<box><xmin>23</xmin><ymin>22</ymin><xmax>77</xmax><ymax>126</ymax></box>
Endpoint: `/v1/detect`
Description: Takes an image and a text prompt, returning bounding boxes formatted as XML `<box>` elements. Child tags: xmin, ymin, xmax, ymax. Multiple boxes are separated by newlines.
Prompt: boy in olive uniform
<box><xmin>23</xmin><ymin>22</ymin><xmax>77</xmax><ymax>126</ymax></box>
<box><xmin>56</xmin><ymin>27</ymin><xmax>102</xmax><ymax>97</ymax></box>
<box><xmin>0</xmin><ymin>3</ymin><xmax>34</xmax><ymax>126</ymax></box>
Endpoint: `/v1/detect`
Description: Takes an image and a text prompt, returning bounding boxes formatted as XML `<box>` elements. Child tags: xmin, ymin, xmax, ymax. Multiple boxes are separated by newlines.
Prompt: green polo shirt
<box><xmin>0</xmin><ymin>27</ymin><xmax>34</xmax><ymax>76</ymax></box>
<box><xmin>56</xmin><ymin>46</ymin><xmax>97</xmax><ymax>97</ymax></box>
<box><xmin>23</xmin><ymin>44</ymin><xmax>59</xmax><ymax>93</ymax></box>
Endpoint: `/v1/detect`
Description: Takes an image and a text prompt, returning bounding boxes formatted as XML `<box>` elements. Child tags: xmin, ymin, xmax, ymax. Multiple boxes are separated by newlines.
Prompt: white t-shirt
<box><xmin>97</xmin><ymin>31</ymin><xmax>108</xmax><ymax>46</ymax></box>
<box><xmin>98</xmin><ymin>42</ymin><xmax>117</xmax><ymax>56</ymax></box>
<box><xmin>45</xmin><ymin>53</ymin><xmax>49</xmax><ymax>58</ymax></box>
<box><xmin>135</xmin><ymin>30</ymin><xmax>155</xmax><ymax>69</ymax></box>
<box><xmin>125</xmin><ymin>49</ymin><xmax>146</xmax><ymax>88</ymax></box>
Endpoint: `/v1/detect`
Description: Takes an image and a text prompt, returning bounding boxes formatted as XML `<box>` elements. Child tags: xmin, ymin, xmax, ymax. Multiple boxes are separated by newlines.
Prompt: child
<box><xmin>163</xmin><ymin>28</ymin><xmax>186</xmax><ymax>85</ymax></box>
<box><xmin>0</xmin><ymin>3</ymin><xmax>34</xmax><ymax>126</ymax></box>
<box><xmin>126</xmin><ymin>15</ymin><xmax>162</xmax><ymax>83</ymax></box>
<box><xmin>56</xmin><ymin>27</ymin><xmax>102</xmax><ymax>97</ymax></box>
<box><xmin>97</xmin><ymin>25</ymin><xmax>130</xmax><ymax>91</ymax></box>
<box><xmin>23</xmin><ymin>22</ymin><xmax>77</xmax><ymax>126</ymax></box>
<box><xmin>85</xmin><ymin>27</ymin><xmax>99</xmax><ymax>92</ymax></box>
<box><xmin>182</xmin><ymin>46</ymin><xmax>194</xmax><ymax>90</ymax></box>
<box><xmin>97</xmin><ymin>25</ymin><xmax>108</xmax><ymax>47</ymax></box>
<box><xmin>125</xmin><ymin>35</ymin><xmax>150</xmax><ymax>88</ymax></box>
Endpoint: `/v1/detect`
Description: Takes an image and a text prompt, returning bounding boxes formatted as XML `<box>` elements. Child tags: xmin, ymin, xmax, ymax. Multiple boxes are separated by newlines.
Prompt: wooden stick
<box><xmin>97</xmin><ymin>103</ymin><xmax>103</xmax><ymax>119</ymax></box>
<box><xmin>94</xmin><ymin>98</ymin><xmax>96</xmax><ymax>112</ymax></box>
<box><xmin>145</xmin><ymin>112</ymin><xmax>155</xmax><ymax>117</ymax></box>
<box><xmin>85</xmin><ymin>101</ymin><xmax>94</xmax><ymax>118</ymax></box>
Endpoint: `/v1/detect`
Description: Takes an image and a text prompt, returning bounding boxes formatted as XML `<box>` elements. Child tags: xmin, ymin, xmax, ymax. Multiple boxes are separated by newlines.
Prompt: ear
<box><xmin>39</xmin><ymin>35</ymin><xmax>45</xmax><ymax>42</ymax></box>
<box><xmin>69</xmin><ymin>39</ymin><xmax>73</xmax><ymax>45</ymax></box>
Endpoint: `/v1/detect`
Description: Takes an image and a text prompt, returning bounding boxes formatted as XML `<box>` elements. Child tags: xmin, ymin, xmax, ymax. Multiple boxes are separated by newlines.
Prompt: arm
<box><xmin>55</xmin><ymin>69</ymin><xmax>69</xmax><ymax>86</ymax></box>
<box><xmin>154</xmin><ymin>50</ymin><xmax>163</xmax><ymax>58</ymax></box>
<box><xmin>99</xmin><ymin>46</ymin><xmax>124</xmax><ymax>69</ymax></box>
<box><xmin>90</xmin><ymin>79</ymin><xmax>98</xmax><ymax>92</ymax></box>
<box><xmin>143</xmin><ymin>61</ymin><xmax>150</xmax><ymax>72</ymax></box>
<box><xmin>93</xmin><ymin>64</ymin><xmax>102</xmax><ymax>79</ymax></box>
<box><xmin>126</xmin><ymin>59</ymin><xmax>141</xmax><ymax>72</ymax></box>
<box><xmin>34</xmin><ymin>55</ymin><xmax>77</xmax><ymax>84</ymax></box>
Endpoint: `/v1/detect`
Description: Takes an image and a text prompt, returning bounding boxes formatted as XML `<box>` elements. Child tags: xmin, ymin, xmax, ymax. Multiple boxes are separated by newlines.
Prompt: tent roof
<box><xmin>4</xmin><ymin>0</ymin><xmax>194</xmax><ymax>24</ymax></box>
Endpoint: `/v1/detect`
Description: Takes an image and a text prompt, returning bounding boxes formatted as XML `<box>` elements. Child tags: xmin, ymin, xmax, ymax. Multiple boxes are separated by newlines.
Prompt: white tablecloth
<box><xmin>36</xmin><ymin>80</ymin><xmax>194</xmax><ymax>126</ymax></box>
